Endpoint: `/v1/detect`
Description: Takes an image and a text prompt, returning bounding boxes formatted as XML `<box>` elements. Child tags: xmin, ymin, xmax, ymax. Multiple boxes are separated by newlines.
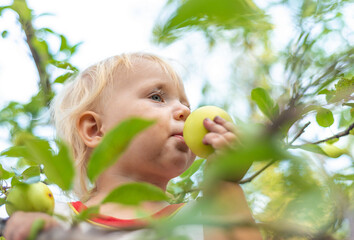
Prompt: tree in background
<box><xmin>153</xmin><ymin>0</ymin><xmax>353</xmax><ymax>238</ymax></box>
<box><xmin>0</xmin><ymin>0</ymin><xmax>353</xmax><ymax>239</ymax></box>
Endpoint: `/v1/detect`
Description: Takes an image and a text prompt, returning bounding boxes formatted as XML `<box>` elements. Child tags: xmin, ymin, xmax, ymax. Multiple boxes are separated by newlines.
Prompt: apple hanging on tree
<box><xmin>5</xmin><ymin>182</ymin><xmax>55</xmax><ymax>216</ymax></box>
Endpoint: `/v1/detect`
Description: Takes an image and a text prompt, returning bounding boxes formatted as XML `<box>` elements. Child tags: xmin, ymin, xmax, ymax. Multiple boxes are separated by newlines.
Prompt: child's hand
<box><xmin>202</xmin><ymin>116</ymin><xmax>239</xmax><ymax>155</ymax></box>
<box><xmin>3</xmin><ymin>211</ymin><xmax>59</xmax><ymax>240</ymax></box>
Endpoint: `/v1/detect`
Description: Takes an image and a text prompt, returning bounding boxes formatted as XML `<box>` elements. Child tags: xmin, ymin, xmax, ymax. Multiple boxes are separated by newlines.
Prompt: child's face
<box><xmin>99</xmin><ymin>59</ymin><xmax>196</xmax><ymax>181</ymax></box>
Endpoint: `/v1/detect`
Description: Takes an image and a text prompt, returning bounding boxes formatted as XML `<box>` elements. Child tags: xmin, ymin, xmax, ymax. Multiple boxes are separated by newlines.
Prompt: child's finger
<box><xmin>213</xmin><ymin>116</ymin><xmax>238</xmax><ymax>133</ymax></box>
<box><xmin>203</xmin><ymin>118</ymin><xmax>228</xmax><ymax>134</ymax></box>
<box><xmin>203</xmin><ymin>132</ymin><xmax>236</xmax><ymax>150</ymax></box>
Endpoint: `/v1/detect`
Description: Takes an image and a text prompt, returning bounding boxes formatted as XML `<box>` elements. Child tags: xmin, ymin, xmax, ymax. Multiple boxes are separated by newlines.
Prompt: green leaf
<box><xmin>74</xmin><ymin>205</ymin><xmax>100</xmax><ymax>221</ymax></box>
<box><xmin>1</xmin><ymin>146</ymin><xmax>30</xmax><ymax>159</ymax></box>
<box><xmin>1</xmin><ymin>30</ymin><xmax>8</xmax><ymax>38</ymax></box>
<box><xmin>206</xmin><ymin>137</ymin><xmax>285</xmax><ymax>183</ymax></box>
<box><xmin>251</xmin><ymin>87</ymin><xmax>278</xmax><ymax>120</ymax></box>
<box><xmin>295</xmin><ymin>144</ymin><xmax>327</xmax><ymax>156</ymax></box>
<box><xmin>334</xmin><ymin>173</ymin><xmax>354</xmax><ymax>181</ymax></box>
<box><xmin>24</xmin><ymin>139</ymin><xmax>75</xmax><ymax>190</ymax></box>
<box><xmin>0</xmin><ymin>6</ymin><xmax>11</xmax><ymax>16</ymax></box>
<box><xmin>87</xmin><ymin>118</ymin><xmax>155</xmax><ymax>182</ymax></box>
<box><xmin>316</xmin><ymin>108</ymin><xmax>334</xmax><ymax>127</ymax></box>
<box><xmin>343</xmin><ymin>103</ymin><xmax>354</xmax><ymax>108</ymax></box>
<box><xmin>154</xmin><ymin>0</ymin><xmax>271</xmax><ymax>45</ymax></box>
<box><xmin>102</xmin><ymin>182</ymin><xmax>168</xmax><ymax>206</ymax></box>
<box><xmin>59</xmin><ymin>35</ymin><xmax>68</xmax><ymax>52</ymax></box>
<box><xmin>0</xmin><ymin>198</ymin><xmax>6</xmax><ymax>206</ymax></box>
<box><xmin>180</xmin><ymin>159</ymin><xmax>205</xmax><ymax>179</ymax></box>
<box><xmin>54</xmin><ymin>72</ymin><xmax>75</xmax><ymax>84</ymax></box>
<box><xmin>27</xmin><ymin>219</ymin><xmax>45</xmax><ymax>240</ymax></box>
<box><xmin>21</xmin><ymin>166</ymin><xmax>41</xmax><ymax>184</ymax></box>
<box><xmin>0</xmin><ymin>164</ymin><xmax>14</xmax><ymax>180</ymax></box>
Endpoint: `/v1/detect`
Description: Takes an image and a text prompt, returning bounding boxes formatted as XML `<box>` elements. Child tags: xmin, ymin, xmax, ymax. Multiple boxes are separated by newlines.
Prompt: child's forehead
<box><xmin>113</xmin><ymin>58</ymin><xmax>184</xmax><ymax>89</ymax></box>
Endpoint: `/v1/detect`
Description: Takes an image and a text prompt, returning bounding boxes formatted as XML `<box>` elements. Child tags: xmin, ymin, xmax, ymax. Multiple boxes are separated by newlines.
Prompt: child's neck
<box><xmin>83</xmin><ymin>170</ymin><xmax>171</xmax><ymax>218</ymax></box>
<box><xmin>85</xmin><ymin>174</ymin><xmax>168</xmax><ymax>219</ymax></box>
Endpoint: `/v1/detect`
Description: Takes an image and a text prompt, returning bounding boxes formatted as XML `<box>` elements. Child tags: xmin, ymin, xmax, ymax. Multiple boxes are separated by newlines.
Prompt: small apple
<box><xmin>6</xmin><ymin>182</ymin><xmax>55</xmax><ymax>216</ymax></box>
<box><xmin>183</xmin><ymin>106</ymin><xmax>233</xmax><ymax>158</ymax></box>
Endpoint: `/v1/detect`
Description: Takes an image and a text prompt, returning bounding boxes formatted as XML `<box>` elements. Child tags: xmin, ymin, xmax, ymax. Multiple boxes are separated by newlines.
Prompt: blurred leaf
<box><xmin>87</xmin><ymin>118</ymin><xmax>155</xmax><ymax>183</ymax></box>
<box><xmin>1</xmin><ymin>30</ymin><xmax>8</xmax><ymax>38</ymax></box>
<box><xmin>1</xmin><ymin>146</ymin><xmax>31</xmax><ymax>159</ymax></box>
<box><xmin>0</xmin><ymin>6</ymin><xmax>11</xmax><ymax>16</ymax></box>
<box><xmin>74</xmin><ymin>205</ymin><xmax>100</xmax><ymax>221</ymax></box>
<box><xmin>316</xmin><ymin>108</ymin><xmax>334</xmax><ymax>127</ymax></box>
<box><xmin>50</xmin><ymin>60</ymin><xmax>78</xmax><ymax>71</ymax></box>
<box><xmin>206</xmin><ymin>137</ymin><xmax>286</xmax><ymax>182</ymax></box>
<box><xmin>11</xmin><ymin>176</ymin><xmax>21</xmax><ymax>186</ymax></box>
<box><xmin>0</xmin><ymin>198</ymin><xmax>6</xmax><ymax>206</ymax></box>
<box><xmin>179</xmin><ymin>158</ymin><xmax>205</xmax><ymax>179</ymax></box>
<box><xmin>154</xmin><ymin>0</ymin><xmax>271</xmax><ymax>44</ymax></box>
<box><xmin>10</xmin><ymin>0</ymin><xmax>32</xmax><ymax>21</ymax></box>
<box><xmin>320</xmin><ymin>143</ymin><xmax>347</xmax><ymax>158</ymax></box>
<box><xmin>24</xmin><ymin>138</ymin><xmax>75</xmax><ymax>190</ymax></box>
<box><xmin>295</xmin><ymin>144</ymin><xmax>327</xmax><ymax>156</ymax></box>
<box><xmin>251</xmin><ymin>87</ymin><xmax>278</xmax><ymax>120</ymax></box>
<box><xmin>59</xmin><ymin>35</ymin><xmax>68</xmax><ymax>52</ymax></box>
<box><xmin>334</xmin><ymin>76</ymin><xmax>354</xmax><ymax>101</ymax></box>
<box><xmin>334</xmin><ymin>173</ymin><xmax>354</xmax><ymax>181</ymax></box>
<box><xmin>0</xmin><ymin>164</ymin><xmax>14</xmax><ymax>180</ymax></box>
<box><xmin>54</xmin><ymin>72</ymin><xmax>75</xmax><ymax>84</ymax></box>
<box><xmin>23</xmin><ymin>90</ymin><xmax>46</xmax><ymax>116</ymax></box>
<box><xmin>21</xmin><ymin>165</ymin><xmax>41</xmax><ymax>184</ymax></box>
<box><xmin>102</xmin><ymin>182</ymin><xmax>168</xmax><ymax>206</ymax></box>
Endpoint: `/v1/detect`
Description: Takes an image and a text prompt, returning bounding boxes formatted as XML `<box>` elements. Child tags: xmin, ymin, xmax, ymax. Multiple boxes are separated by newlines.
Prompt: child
<box><xmin>3</xmin><ymin>53</ymin><xmax>262</xmax><ymax>240</ymax></box>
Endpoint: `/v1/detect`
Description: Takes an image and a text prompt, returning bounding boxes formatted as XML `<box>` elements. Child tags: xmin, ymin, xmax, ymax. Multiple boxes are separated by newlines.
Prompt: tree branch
<box><xmin>312</xmin><ymin>121</ymin><xmax>354</xmax><ymax>145</ymax></box>
<box><xmin>15</xmin><ymin>0</ymin><xmax>52</xmax><ymax>104</ymax></box>
<box><xmin>239</xmin><ymin>159</ymin><xmax>277</xmax><ymax>184</ymax></box>
<box><xmin>289</xmin><ymin>121</ymin><xmax>311</xmax><ymax>145</ymax></box>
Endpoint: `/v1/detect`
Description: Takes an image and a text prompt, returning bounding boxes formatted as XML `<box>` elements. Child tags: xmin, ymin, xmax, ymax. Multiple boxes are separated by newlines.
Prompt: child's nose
<box><xmin>173</xmin><ymin>104</ymin><xmax>190</xmax><ymax>121</ymax></box>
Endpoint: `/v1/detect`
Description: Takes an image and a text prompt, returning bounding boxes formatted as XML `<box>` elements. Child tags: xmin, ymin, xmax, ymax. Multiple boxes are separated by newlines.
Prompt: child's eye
<box><xmin>150</xmin><ymin>94</ymin><xmax>163</xmax><ymax>102</ymax></box>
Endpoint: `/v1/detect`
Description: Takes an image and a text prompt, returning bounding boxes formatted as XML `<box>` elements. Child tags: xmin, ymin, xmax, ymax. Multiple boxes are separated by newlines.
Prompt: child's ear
<box><xmin>77</xmin><ymin>111</ymin><xmax>103</xmax><ymax>148</ymax></box>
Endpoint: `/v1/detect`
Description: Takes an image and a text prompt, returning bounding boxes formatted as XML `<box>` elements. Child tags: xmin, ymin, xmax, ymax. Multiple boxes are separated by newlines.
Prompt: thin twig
<box><xmin>239</xmin><ymin>159</ymin><xmax>277</xmax><ymax>184</ymax></box>
<box><xmin>312</xmin><ymin>122</ymin><xmax>354</xmax><ymax>145</ymax></box>
<box><xmin>16</xmin><ymin>1</ymin><xmax>52</xmax><ymax>104</ymax></box>
<box><xmin>289</xmin><ymin>121</ymin><xmax>311</xmax><ymax>145</ymax></box>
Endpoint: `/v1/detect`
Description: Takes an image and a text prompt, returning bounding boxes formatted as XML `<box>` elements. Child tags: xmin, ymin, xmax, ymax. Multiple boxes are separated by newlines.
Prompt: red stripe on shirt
<box><xmin>69</xmin><ymin>201</ymin><xmax>185</xmax><ymax>229</ymax></box>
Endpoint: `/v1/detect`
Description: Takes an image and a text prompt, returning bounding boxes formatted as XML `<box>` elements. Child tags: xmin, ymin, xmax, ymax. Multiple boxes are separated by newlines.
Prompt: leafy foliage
<box><xmin>102</xmin><ymin>182</ymin><xmax>168</xmax><ymax>206</ymax></box>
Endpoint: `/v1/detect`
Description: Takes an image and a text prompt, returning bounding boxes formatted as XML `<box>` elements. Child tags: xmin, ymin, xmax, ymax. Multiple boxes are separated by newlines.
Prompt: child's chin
<box><xmin>165</xmin><ymin>156</ymin><xmax>190</xmax><ymax>174</ymax></box>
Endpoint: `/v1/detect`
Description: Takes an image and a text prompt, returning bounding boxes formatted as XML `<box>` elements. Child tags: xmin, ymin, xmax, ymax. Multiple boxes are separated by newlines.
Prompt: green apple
<box><xmin>6</xmin><ymin>182</ymin><xmax>55</xmax><ymax>216</ymax></box>
<box><xmin>183</xmin><ymin>106</ymin><xmax>233</xmax><ymax>158</ymax></box>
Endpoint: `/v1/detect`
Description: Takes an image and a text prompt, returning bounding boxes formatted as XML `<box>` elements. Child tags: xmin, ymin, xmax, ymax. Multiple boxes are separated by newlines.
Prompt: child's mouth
<box><xmin>173</xmin><ymin>134</ymin><xmax>185</xmax><ymax>142</ymax></box>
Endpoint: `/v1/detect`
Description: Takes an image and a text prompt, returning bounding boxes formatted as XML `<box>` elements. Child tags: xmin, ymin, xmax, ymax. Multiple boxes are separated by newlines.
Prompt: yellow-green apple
<box><xmin>6</xmin><ymin>182</ymin><xmax>55</xmax><ymax>216</ymax></box>
<box><xmin>183</xmin><ymin>106</ymin><xmax>233</xmax><ymax>158</ymax></box>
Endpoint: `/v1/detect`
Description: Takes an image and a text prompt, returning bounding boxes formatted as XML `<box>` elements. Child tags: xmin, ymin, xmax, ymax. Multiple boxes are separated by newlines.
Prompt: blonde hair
<box><xmin>51</xmin><ymin>52</ymin><xmax>182</xmax><ymax>200</ymax></box>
